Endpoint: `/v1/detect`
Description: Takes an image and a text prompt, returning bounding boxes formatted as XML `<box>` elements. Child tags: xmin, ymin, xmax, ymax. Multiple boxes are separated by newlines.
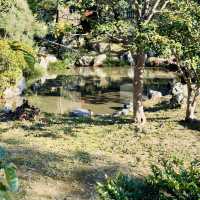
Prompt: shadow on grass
<box><xmin>145</xmin><ymin>100</ymin><xmax>172</xmax><ymax>113</ymax></box>
<box><xmin>70</xmin><ymin>165</ymin><xmax>128</xmax><ymax>199</ymax></box>
<box><xmin>179</xmin><ymin>119</ymin><xmax>200</xmax><ymax>131</ymax></box>
<box><xmin>73</xmin><ymin>151</ymin><xmax>92</xmax><ymax>164</ymax></box>
<box><xmin>0</xmin><ymin>127</ymin><xmax>10</xmax><ymax>133</ymax></box>
<box><xmin>43</xmin><ymin>112</ymin><xmax>132</xmax><ymax>125</ymax></box>
<box><xmin>9</xmin><ymin>112</ymin><xmax>132</xmax><ymax>138</ymax></box>
<box><xmin>69</xmin><ymin>165</ymin><xmax>157</xmax><ymax>200</ymax></box>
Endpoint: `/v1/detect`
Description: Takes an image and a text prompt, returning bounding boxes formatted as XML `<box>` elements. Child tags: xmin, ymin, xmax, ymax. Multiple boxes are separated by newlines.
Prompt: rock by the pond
<box><xmin>4</xmin><ymin>76</ymin><xmax>26</xmax><ymax>99</ymax></box>
<box><xmin>70</xmin><ymin>108</ymin><xmax>93</xmax><ymax>117</ymax></box>
<box><xmin>148</xmin><ymin>90</ymin><xmax>162</xmax><ymax>100</ymax></box>
<box><xmin>4</xmin><ymin>100</ymin><xmax>40</xmax><ymax>121</ymax></box>
<box><xmin>40</xmin><ymin>54</ymin><xmax>57</xmax><ymax>69</ymax></box>
<box><xmin>92</xmin><ymin>42</ymin><xmax>110</xmax><ymax>53</ymax></box>
<box><xmin>17</xmin><ymin>76</ymin><xmax>26</xmax><ymax>93</ymax></box>
<box><xmin>39</xmin><ymin>47</ymin><xmax>48</xmax><ymax>55</ymax></box>
<box><xmin>3</xmin><ymin>106</ymin><xmax>12</xmax><ymax>114</ymax></box>
<box><xmin>112</xmin><ymin>108</ymin><xmax>130</xmax><ymax>117</ymax></box>
<box><xmin>123</xmin><ymin>102</ymin><xmax>133</xmax><ymax>110</ymax></box>
<box><xmin>76</xmin><ymin>56</ymin><xmax>94</xmax><ymax>67</ymax></box>
<box><xmin>170</xmin><ymin>82</ymin><xmax>187</xmax><ymax>108</ymax></box>
<box><xmin>3</xmin><ymin>87</ymin><xmax>21</xmax><ymax>99</ymax></box>
<box><xmin>112</xmin><ymin>102</ymin><xmax>133</xmax><ymax>117</ymax></box>
<box><xmin>78</xmin><ymin>37</ymin><xmax>86</xmax><ymax>48</ymax></box>
<box><xmin>93</xmin><ymin>54</ymin><xmax>107</xmax><ymax>67</ymax></box>
<box><xmin>120</xmin><ymin>51</ymin><xmax>134</xmax><ymax>65</ymax></box>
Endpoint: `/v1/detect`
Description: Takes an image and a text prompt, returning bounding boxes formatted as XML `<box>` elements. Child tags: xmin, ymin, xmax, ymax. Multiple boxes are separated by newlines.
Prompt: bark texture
<box><xmin>133</xmin><ymin>53</ymin><xmax>146</xmax><ymax>124</ymax></box>
<box><xmin>185</xmin><ymin>84</ymin><xmax>198</xmax><ymax>121</ymax></box>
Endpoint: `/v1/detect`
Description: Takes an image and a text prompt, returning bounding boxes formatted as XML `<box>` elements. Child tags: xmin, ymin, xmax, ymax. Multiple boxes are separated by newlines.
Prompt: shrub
<box><xmin>48</xmin><ymin>52</ymin><xmax>77</xmax><ymax>73</ymax></box>
<box><xmin>97</xmin><ymin>158</ymin><xmax>200</xmax><ymax>200</ymax></box>
<box><xmin>0</xmin><ymin>40</ymin><xmax>36</xmax><ymax>96</ymax></box>
<box><xmin>0</xmin><ymin>146</ymin><xmax>19</xmax><ymax>200</ymax></box>
<box><xmin>147</xmin><ymin>158</ymin><xmax>200</xmax><ymax>200</ymax></box>
<box><xmin>23</xmin><ymin>63</ymin><xmax>46</xmax><ymax>81</ymax></box>
<box><xmin>105</xmin><ymin>57</ymin><xmax>129</xmax><ymax>67</ymax></box>
<box><xmin>48</xmin><ymin>60</ymin><xmax>70</xmax><ymax>73</ymax></box>
<box><xmin>97</xmin><ymin>173</ymin><xmax>149</xmax><ymax>200</ymax></box>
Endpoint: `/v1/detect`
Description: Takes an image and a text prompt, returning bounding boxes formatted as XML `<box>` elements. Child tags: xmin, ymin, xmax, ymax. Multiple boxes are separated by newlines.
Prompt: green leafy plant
<box><xmin>97</xmin><ymin>158</ymin><xmax>200</xmax><ymax>200</ymax></box>
<box><xmin>0</xmin><ymin>146</ymin><xmax>19</xmax><ymax>200</ymax></box>
<box><xmin>147</xmin><ymin>158</ymin><xmax>200</xmax><ymax>200</ymax></box>
<box><xmin>97</xmin><ymin>173</ymin><xmax>147</xmax><ymax>200</ymax></box>
<box><xmin>0</xmin><ymin>39</ymin><xmax>37</xmax><ymax>96</ymax></box>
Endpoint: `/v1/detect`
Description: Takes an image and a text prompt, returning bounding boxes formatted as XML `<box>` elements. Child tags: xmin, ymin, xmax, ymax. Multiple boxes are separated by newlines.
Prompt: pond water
<box><xmin>2</xmin><ymin>66</ymin><xmax>177</xmax><ymax>115</ymax></box>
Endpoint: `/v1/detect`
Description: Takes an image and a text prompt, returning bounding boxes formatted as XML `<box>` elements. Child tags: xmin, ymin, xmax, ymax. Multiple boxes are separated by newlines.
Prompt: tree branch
<box><xmin>146</xmin><ymin>0</ymin><xmax>170</xmax><ymax>23</ymax></box>
<box><xmin>143</xmin><ymin>0</ymin><xmax>150</xmax><ymax>18</ymax></box>
<box><xmin>146</xmin><ymin>0</ymin><xmax>161</xmax><ymax>23</ymax></box>
<box><xmin>134</xmin><ymin>0</ymin><xmax>142</xmax><ymax>19</ymax></box>
<box><xmin>160</xmin><ymin>0</ymin><xmax>170</xmax><ymax>11</ymax></box>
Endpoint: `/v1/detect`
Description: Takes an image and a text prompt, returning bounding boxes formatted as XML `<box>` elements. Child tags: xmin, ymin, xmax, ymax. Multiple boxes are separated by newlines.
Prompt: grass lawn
<box><xmin>0</xmin><ymin>98</ymin><xmax>200</xmax><ymax>200</ymax></box>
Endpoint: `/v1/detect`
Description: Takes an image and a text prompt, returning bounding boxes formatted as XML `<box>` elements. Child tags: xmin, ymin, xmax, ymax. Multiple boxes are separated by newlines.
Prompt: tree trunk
<box><xmin>185</xmin><ymin>84</ymin><xmax>196</xmax><ymax>121</ymax></box>
<box><xmin>133</xmin><ymin>53</ymin><xmax>146</xmax><ymax>124</ymax></box>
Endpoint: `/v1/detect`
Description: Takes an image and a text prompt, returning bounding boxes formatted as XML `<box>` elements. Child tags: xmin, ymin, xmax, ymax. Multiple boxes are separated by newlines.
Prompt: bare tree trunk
<box><xmin>133</xmin><ymin>53</ymin><xmax>146</xmax><ymax>124</ymax></box>
<box><xmin>185</xmin><ymin>84</ymin><xmax>197</xmax><ymax>121</ymax></box>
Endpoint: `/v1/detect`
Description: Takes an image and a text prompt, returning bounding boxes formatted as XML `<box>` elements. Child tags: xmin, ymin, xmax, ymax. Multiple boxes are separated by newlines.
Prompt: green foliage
<box><xmin>105</xmin><ymin>57</ymin><xmax>129</xmax><ymax>67</ymax></box>
<box><xmin>0</xmin><ymin>0</ymin><xmax>46</xmax><ymax>44</ymax></box>
<box><xmin>48</xmin><ymin>52</ymin><xmax>77</xmax><ymax>73</ymax></box>
<box><xmin>97</xmin><ymin>158</ymin><xmax>200</xmax><ymax>200</ymax></box>
<box><xmin>147</xmin><ymin>158</ymin><xmax>200</xmax><ymax>199</ymax></box>
<box><xmin>48</xmin><ymin>60</ymin><xmax>69</xmax><ymax>73</ymax></box>
<box><xmin>0</xmin><ymin>39</ymin><xmax>36</xmax><ymax>95</ymax></box>
<box><xmin>158</xmin><ymin>0</ymin><xmax>200</xmax><ymax>83</ymax></box>
<box><xmin>97</xmin><ymin>173</ymin><xmax>147</xmax><ymax>200</ymax></box>
<box><xmin>0</xmin><ymin>146</ymin><xmax>19</xmax><ymax>200</ymax></box>
<box><xmin>23</xmin><ymin>63</ymin><xmax>45</xmax><ymax>81</ymax></box>
<box><xmin>27</xmin><ymin>0</ymin><xmax>67</xmax><ymax>23</ymax></box>
<box><xmin>52</xmin><ymin>21</ymin><xmax>73</xmax><ymax>37</ymax></box>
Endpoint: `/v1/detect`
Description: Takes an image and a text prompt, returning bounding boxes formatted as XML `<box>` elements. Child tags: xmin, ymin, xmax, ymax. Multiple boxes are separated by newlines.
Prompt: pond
<box><xmin>2</xmin><ymin>66</ymin><xmax>177</xmax><ymax>115</ymax></box>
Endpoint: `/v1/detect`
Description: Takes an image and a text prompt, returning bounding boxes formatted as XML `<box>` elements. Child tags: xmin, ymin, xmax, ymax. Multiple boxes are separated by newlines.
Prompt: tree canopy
<box><xmin>0</xmin><ymin>0</ymin><xmax>46</xmax><ymax>44</ymax></box>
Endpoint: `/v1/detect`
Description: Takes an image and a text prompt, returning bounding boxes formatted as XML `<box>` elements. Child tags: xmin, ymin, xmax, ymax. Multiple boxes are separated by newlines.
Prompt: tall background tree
<box><xmin>0</xmin><ymin>0</ymin><xmax>46</xmax><ymax>96</ymax></box>
<box><xmin>78</xmin><ymin>0</ymin><xmax>172</xmax><ymax>124</ymax></box>
<box><xmin>158</xmin><ymin>0</ymin><xmax>200</xmax><ymax>121</ymax></box>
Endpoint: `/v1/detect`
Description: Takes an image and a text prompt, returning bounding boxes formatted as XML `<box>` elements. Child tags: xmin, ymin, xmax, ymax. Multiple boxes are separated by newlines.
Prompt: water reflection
<box><xmin>1</xmin><ymin>66</ymin><xmax>176</xmax><ymax>115</ymax></box>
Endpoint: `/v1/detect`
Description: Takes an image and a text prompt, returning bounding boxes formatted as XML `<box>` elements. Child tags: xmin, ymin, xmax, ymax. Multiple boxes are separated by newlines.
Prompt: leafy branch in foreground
<box><xmin>97</xmin><ymin>158</ymin><xmax>200</xmax><ymax>200</ymax></box>
<box><xmin>0</xmin><ymin>146</ymin><xmax>19</xmax><ymax>200</ymax></box>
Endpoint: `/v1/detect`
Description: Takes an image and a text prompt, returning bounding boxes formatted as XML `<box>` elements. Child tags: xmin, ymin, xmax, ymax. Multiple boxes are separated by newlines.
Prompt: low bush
<box><xmin>97</xmin><ymin>158</ymin><xmax>200</xmax><ymax>200</ymax></box>
<box><xmin>105</xmin><ymin>57</ymin><xmax>129</xmax><ymax>67</ymax></box>
<box><xmin>48</xmin><ymin>60</ymin><xmax>70</xmax><ymax>73</ymax></box>
<box><xmin>0</xmin><ymin>146</ymin><xmax>19</xmax><ymax>200</ymax></box>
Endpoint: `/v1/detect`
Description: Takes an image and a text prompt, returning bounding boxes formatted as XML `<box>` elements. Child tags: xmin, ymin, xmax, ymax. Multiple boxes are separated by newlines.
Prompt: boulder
<box><xmin>69</xmin><ymin>39</ymin><xmax>79</xmax><ymax>48</ymax></box>
<box><xmin>76</xmin><ymin>56</ymin><xmax>94</xmax><ymax>67</ymax></box>
<box><xmin>40</xmin><ymin>54</ymin><xmax>57</xmax><ymax>69</ymax></box>
<box><xmin>78</xmin><ymin>37</ymin><xmax>86</xmax><ymax>47</ymax></box>
<box><xmin>170</xmin><ymin>82</ymin><xmax>187</xmax><ymax>108</ymax></box>
<box><xmin>110</xmin><ymin>43</ymin><xmax>124</xmax><ymax>53</ymax></box>
<box><xmin>146</xmin><ymin>56</ymin><xmax>177</xmax><ymax>70</ymax></box>
<box><xmin>123</xmin><ymin>102</ymin><xmax>133</xmax><ymax>110</ymax></box>
<box><xmin>4</xmin><ymin>100</ymin><xmax>40</xmax><ymax>121</ymax></box>
<box><xmin>3</xmin><ymin>76</ymin><xmax>26</xmax><ymax>99</ymax></box>
<box><xmin>148</xmin><ymin>89</ymin><xmax>162</xmax><ymax>100</ymax></box>
<box><xmin>93</xmin><ymin>54</ymin><xmax>107</xmax><ymax>67</ymax></box>
<box><xmin>39</xmin><ymin>47</ymin><xmax>48</xmax><ymax>55</ymax></box>
<box><xmin>17</xmin><ymin>76</ymin><xmax>26</xmax><ymax>93</ymax></box>
<box><xmin>93</xmin><ymin>42</ymin><xmax>110</xmax><ymax>53</ymax></box>
<box><xmin>120</xmin><ymin>51</ymin><xmax>134</xmax><ymax>65</ymax></box>
<box><xmin>69</xmin><ymin>108</ymin><xmax>93</xmax><ymax>117</ymax></box>
<box><xmin>3</xmin><ymin>88</ymin><xmax>21</xmax><ymax>99</ymax></box>
<box><xmin>112</xmin><ymin>56</ymin><xmax>120</xmax><ymax>62</ymax></box>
